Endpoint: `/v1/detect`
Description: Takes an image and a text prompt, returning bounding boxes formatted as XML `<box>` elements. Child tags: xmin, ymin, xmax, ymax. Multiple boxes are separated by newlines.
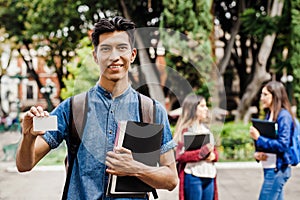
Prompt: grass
<box><xmin>37</xmin><ymin>142</ymin><xmax>67</xmax><ymax>166</ymax></box>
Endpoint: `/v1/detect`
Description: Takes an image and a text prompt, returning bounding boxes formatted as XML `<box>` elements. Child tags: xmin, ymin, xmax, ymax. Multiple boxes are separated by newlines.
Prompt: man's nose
<box><xmin>109</xmin><ymin>48</ymin><xmax>121</xmax><ymax>60</ymax></box>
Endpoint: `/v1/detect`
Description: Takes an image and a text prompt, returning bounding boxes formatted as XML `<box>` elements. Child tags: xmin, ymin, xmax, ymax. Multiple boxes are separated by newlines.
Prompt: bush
<box><xmin>218</xmin><ymin>122</ymin><xmax>255</xmax><ymax>161</ymax></box>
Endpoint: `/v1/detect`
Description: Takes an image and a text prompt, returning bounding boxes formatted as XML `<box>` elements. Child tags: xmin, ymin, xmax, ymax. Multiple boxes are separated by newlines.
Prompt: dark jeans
<box><xmin>184</xmin><ymin>173</ymin><xmax>214</xmax><ymax>200</ymax></box>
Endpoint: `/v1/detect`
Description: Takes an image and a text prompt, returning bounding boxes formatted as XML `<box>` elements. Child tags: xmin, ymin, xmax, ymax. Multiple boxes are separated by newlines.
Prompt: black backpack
<box><xmin>62</xmin><ymin>92</ymin><xmax>158</xmax><ymax>199</ymax></box>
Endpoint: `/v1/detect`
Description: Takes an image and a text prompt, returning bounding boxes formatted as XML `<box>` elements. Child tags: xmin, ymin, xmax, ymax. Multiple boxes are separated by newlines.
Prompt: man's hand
<box><xmin>22</xmin><ymin>106</ymin><xmax>49</xmax><ymax>137</ymax></box>
<box><xmin>105</xmin><ymin>147</ymin><xmax>140</xmax><ymax>176</ymax></box>
<box><xmin>16</xmin><ymin>106</ymin><xmax>51</xmax><ymax>172</ymax></box>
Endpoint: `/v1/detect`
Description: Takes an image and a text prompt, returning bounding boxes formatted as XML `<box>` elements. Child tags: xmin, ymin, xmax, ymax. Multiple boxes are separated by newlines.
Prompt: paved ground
<box><xmin>216</xmin><ymin>164</ymin><xmax>300</xmax><ymax>200</ymax></box>
<box><xmin>1</xmin><ymin>161</ymin><xmax>300</xmax><ymax>200</ymax></box>
<box><xmin>1</xmin><ymin>132</ymin><xmax>300</xmax><ymax>200</ymax></box>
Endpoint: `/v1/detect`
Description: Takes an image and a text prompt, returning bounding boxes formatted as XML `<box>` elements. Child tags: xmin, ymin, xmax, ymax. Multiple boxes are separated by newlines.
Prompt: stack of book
<box><xmin>106</xmin><ymin>121</ymin><xmax>163</xmax><ymax>198</ymax></box>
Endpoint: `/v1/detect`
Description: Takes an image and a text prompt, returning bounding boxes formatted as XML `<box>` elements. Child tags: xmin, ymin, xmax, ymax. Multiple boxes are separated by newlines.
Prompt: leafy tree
<box><xmin>0</xmin><ymin>0</ymin><xmax>54</xmax><ymax>108</ymax></box>
<box><xmin>0</xmin><ymin>0</ymin><xmax>167</xmax><ymax>108</ymax></box>
<box><xmin>0</xmin><ymin>28</ymin><xmax>13</xmax><ymax>116</ymax></box>
<box><xmin>59</xmin><ymin>0</ymin><xmax>167</xmax><ymax>103</ymax></box>
<box><xmin>235</xmin><ymin>0</ymin><xmax>286</xmax><ymax>121</ymax></box>
<box><xmin>0</xmin><ymin>0</ymin><xmax>122</xmax><ymax>109</ymax></box>
<box><xmin>159</xmin><ymin>0</ymin><xmax>215</xmax><ymax>109</ymax></box>
<box><xmin>212</xmin><ymin>0</ymin><xmax>300</xmax><ymax>121</ymax></box>
<box><xmin>4</xmin><ymin>0</ymin><xmax>297</xmax><ymax>121</ymax></box>
<box><xmin>290</xmin><ymin>0</ymin><xmax>300</xmax><ymax>115</ymax></box>
<box><xmin>60</xmin><ymin>37</ymin><xmax>99</xmax><ymax>99</ymax></box>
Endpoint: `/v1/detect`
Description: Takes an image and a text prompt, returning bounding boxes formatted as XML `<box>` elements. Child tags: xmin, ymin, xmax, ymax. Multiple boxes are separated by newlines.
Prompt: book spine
<box><xmin>115</xmin><ymin>121</ymin><xmax>126</xmax><ymax>148</ymax></box>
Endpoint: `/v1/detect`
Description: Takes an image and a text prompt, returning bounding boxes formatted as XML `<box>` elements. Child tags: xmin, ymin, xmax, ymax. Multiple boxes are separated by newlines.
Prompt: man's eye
<box><xmin>119</xmin><ymin>46</ymin><xmax>129</xmax><ymax>51</ymax></box>
<box><xmin>100</xmin><ymin>47</ymin><xmax>111</xmax><ymax>52</ymax></box>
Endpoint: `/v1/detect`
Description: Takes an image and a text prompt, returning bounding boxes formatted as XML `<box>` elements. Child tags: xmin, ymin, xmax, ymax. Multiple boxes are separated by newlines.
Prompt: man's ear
<box><xmin>131</xmin><ymin>48</ymin><xmax>137</xmax><ymax>63</ymax></box>
<box><xmin>93</xmin><ymin>51</ymin><xmax>98</xmax><ymax>63</ymax></box>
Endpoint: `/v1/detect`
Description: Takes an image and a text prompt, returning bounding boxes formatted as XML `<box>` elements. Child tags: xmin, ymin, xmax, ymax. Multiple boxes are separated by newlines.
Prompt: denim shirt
<box><xmin>43</xmin><ymin>84</ymin><xmax>176</xmax><ymax>200</ymax></box>
<box><xmin>256</xmin><ymin>109</ymin><xmax>293</xmax><ymax>170</ymax></box>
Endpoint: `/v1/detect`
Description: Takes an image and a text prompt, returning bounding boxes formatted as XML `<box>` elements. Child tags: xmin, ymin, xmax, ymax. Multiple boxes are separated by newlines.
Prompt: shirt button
<box><xmin>105</xmin><ymin>92</ymin><xmax>111</xmax><ymax>98</ymax></box>
<box><xmin>110</xmin><ymin>110</ymin><xmax>113</xmax><ymax>113</ymax></box>
<box><xmin>109</xmin><ymin>130</ymin><xmax>112</xmax><ymax>134</ymax></box>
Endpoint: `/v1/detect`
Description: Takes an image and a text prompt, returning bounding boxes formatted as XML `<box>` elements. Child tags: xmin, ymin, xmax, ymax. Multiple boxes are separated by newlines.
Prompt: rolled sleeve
<box><xmin>42</xmin><ymin>98</ymin><xmax>71</xmax><ymax>149</ymax></box>
<box><xmin>161</xmin><ymin>140</ymin><xmax>177</xmax><ymax>154</ymax></box>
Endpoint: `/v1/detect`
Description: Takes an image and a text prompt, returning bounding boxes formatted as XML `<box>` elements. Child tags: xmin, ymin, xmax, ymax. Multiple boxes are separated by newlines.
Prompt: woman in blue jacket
<box><xmin>250</xmin><ymin>80</ymin><xmax>294</xmax><ymax>200</ymax></box>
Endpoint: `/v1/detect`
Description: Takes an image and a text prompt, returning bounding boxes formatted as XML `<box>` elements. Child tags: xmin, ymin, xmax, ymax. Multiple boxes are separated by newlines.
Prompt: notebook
<box><xmin>251</xmin><ymin>118</ymin><xmax>277</xmax><ymax>139</ymax></box>
<box><xmin>251</xmin><ymin>118</ymin><xmax>278</xmax><ymax>152</ymax></box>
<box><xmin>106</xmin><ymin>121</ymin><xmax>163</xmax><ymax>198</ymax></box>
<box><xmin>184</xmin><ymin>132</ymin><xmax>210</xmax><ymax>151</ymax></box>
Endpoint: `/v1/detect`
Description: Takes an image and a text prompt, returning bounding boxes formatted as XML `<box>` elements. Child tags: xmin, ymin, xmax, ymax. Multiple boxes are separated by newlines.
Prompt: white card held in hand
<box><xmin>33</xmin><ymin>116</ymin><xmax>58</xmax><ymax>131</ymax></box>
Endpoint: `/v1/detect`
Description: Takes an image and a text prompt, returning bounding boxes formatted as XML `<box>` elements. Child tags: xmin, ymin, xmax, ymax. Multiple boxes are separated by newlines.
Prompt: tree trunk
<box><xmin>120</xmin><ymin>0</ymin><xmax>165</xmax><ymax>106</ymax></box>
<box><xmin>218</xmin><ymin>0</ymin><xmax>244</xmax><ymax>75</ymax></box>
<box><xmin>235</xmin><ymin>0</ymin><xmax>284</xmax><ymax>122</ymax></box>
<box><xmin>135</xmin><ymin>33</ymin><xmax>165</xmax><ymax>105</ymax></box>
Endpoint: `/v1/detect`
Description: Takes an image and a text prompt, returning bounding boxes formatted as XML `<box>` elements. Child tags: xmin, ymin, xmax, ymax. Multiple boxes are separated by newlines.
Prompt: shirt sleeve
<box><xmin>42</xmin><ymin>98</ymin><xmax>71</xmax><ymax>149</ymax></box>
<box><xmin>256</xmin><ymin>109</ymin><xmax>292</xmax><ymax>153</ymax></box>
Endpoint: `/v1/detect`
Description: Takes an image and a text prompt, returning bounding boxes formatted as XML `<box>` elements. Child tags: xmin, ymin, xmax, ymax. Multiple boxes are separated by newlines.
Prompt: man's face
<box><xmin>93</xmin><ymin>31</ymin><xmax>137</xmax><ymax>83</ymax></box>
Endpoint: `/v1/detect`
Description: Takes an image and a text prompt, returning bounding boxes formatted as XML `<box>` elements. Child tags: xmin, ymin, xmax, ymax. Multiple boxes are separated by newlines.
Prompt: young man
<box><xmin>16</xmin><ymin>16</ymin><xmax>178</xmax><ymax>199</ymax></box>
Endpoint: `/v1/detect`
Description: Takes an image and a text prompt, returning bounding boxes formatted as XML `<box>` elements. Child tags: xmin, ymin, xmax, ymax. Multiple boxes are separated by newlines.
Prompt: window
<box><xmin>26</xmin><ymin>85</ymin><xmax>33</xmax><ymax>99</ymax></box>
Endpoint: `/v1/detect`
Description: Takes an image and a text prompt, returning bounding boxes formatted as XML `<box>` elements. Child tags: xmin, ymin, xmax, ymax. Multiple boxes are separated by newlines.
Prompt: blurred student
<box><xmin>250</xmin><ymin>80</ymin><xmax>294</xmax><ymax>200</ymax></box>
<box><xmin>174</xmin><ymin>94</ymin><xmax>218</xmax><ymax>200</ymax></box>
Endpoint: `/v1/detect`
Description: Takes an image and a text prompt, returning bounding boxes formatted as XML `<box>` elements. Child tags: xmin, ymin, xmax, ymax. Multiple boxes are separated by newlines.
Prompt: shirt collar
<box><xmin>95</xmin><ymin>82</ymin><xmax>133</xmax><ymax>99</ymax></box>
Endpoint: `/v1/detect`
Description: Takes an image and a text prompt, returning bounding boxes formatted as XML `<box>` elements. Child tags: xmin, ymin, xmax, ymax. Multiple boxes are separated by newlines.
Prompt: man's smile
<box><xmin>108</xmin><ymin>65</ymin><xmax>123</xmax><ymax>69</ymax></box>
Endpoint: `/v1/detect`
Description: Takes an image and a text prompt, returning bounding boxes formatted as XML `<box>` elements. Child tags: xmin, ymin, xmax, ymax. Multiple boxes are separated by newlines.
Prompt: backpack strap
<box><xmin>62</xmin><ymin>92</ymin><xmax>88</xmax><ymax>200</ymax></box>
<box><xmin>138</xmin><ymin>93</ymin><xmax>156</xmax><ymax>124</ymax></box>
<box><xmin>138</xmin><ymin>93</ymin><xmax>158</xmax><ymax>199</ymax></box>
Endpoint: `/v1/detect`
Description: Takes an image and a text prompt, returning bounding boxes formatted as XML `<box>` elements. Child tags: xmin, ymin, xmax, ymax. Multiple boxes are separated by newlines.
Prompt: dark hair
<box><xmin>91</xmin><ymin>16</ymin><xmax>136</xmax><ymax>50</ymax></box>
<box><xmin>264</xmin><ymin>81</ymin><xmax>293</xmax><ymax>121</ymax></box>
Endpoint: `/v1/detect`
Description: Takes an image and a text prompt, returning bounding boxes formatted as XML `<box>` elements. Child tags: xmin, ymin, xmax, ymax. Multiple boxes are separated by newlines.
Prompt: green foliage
<box><xmin>195</xmin><ymin>81</ymin><xmax>212</xmax><ymax>103</ymax></box>
<box><xmin>290</xmin><ymin>0</ymin><xmax>300</xmax><ymax>116</ymax></box>
<box><xmin>172</xmin><ymin>121</ymin><xmax>254</xmax><ymax>161</ymax></box>
<box><xmin>0</xmin><ymin>0</ymin><xmax>32</xmax><ymax>44</ymax></box>
<box><xmin>38</xmin><ymin>142</ymin><xmax>67</xmax><ymax>166</ymax></box>
<box><xmin>218</xmin><ymin>122</ymin><xmax>254</xmax><ymax>161</ymax></box>
<box><xmin>160</xmin><ymin>0</ymin><xmax>214</xmax><ymax>100</ymax></box>
<box><xmin>240</xmin><ymin>8</ymin><xmax>281</xmax><ymax>42</ymax></box>
<box><xmin>60</xmin><ymin>37</ymin><xmax>99</xmax><ymax>99</ymax></box>
<box><xmin>0</xmin><ymin>0</ymin><xmax>120</xmax><ymax>104</ymax></box>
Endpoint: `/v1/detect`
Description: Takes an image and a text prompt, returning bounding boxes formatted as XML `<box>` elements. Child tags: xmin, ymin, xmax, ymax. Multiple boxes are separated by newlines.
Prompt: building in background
<box><xmin>0</xmin><ymin>44</ymin><xmax>60</xmax><ymax>122</ymax></box>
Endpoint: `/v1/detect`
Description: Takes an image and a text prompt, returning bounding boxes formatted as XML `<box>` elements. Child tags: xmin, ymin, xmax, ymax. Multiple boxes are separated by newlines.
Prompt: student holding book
<box><xmin>16</xmin><ymin>16</ymin><xmax>178</xmax><ymax>199</ymax></box>
<box><xmin>174</xmin><ymin>94</ymin><xmax>218</xmax><ymax>200</ymax></box>
<box><xmin>249</xmin><ymin>80</ymin><xmax>294</xmax><ymax>200</ymax></box>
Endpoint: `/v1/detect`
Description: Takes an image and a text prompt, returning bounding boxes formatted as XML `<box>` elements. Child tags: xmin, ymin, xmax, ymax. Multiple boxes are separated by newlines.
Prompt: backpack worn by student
<box><xmin>62</xmin><ymin>91</ymin><xmax>158</xmax><ymax>199</ymax></box>
<box><xmin>289</xmin><ymin>118</ymin><xmax>300</xmax><ymax>166</ymax></box>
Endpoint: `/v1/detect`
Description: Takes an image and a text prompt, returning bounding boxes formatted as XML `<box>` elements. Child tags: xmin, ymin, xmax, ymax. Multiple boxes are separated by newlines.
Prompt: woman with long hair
<box><xmin>174</xmin><ymin>94</ymin><xmax>218</xmax><ymax>200</ymax></box>
<box><xmin>250</xmin><ymin>80</ymin><xmax>294</xmax><ymax>200</ymax></box>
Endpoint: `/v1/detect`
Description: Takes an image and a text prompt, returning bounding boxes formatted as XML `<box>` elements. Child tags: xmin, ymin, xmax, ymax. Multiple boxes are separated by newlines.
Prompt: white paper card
<box><xmin>33</xmin><ymin>116</ymin><xmax>58</xmax><ymax>131</ymax></box>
